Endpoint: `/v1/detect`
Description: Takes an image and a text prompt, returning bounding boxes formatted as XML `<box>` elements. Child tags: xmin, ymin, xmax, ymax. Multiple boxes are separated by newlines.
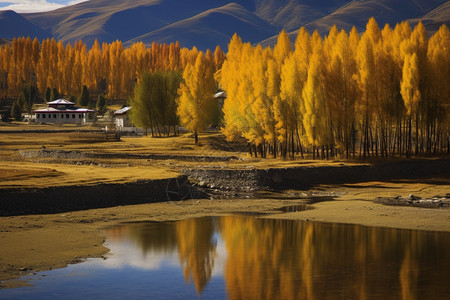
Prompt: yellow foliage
<box><xmin>401</xmin><ymin>53</ymin><xmax>421</xmax><ymax>116</ymax></box>
<box><xmin>177</xmin><ymin>52</ymin><xmax>217</xmax><ymax>143</ymax></box>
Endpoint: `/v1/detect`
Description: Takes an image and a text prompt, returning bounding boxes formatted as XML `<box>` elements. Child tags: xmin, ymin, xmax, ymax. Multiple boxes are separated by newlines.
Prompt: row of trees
<box><xmin>1</xmin><ymin>18</ymin><xmax>448</xmax><ymax>159</ymax></box>
<box><xmin>0</xmin><ymin>37</ymin><xmax>226</xmax><ymax>101</ymax></box>
<box><xmin>219</xmin><ymin>19</ymin><xmax>449</xmax><ymax>158</ymax></box>
<box><xmin>129</xmin><ymin>50</ymin><xmax>221</xmax><ymax>140</ymax></box>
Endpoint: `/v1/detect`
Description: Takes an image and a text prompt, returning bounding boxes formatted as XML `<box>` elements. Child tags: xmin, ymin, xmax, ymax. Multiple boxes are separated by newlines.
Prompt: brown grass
<box><xmin>0</xmin><ymin>122</ymin><xmax>444</xmax><ymax>189</ymax></box>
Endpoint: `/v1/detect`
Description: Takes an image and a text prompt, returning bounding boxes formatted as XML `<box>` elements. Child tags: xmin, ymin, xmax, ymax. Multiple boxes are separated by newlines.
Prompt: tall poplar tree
<box><xmin>177</xmin><ymin>52</ymin><xmax>217</xmax><ymax>144</ymax></box>
<box><xmin>401</xmin><ymin>53</ymin><xmax>420</xmax><ymax>157</ymax></box>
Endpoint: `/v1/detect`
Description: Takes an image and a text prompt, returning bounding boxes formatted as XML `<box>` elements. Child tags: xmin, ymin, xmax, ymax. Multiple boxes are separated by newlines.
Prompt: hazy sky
<box><xmin>0</xmin><ymin>0</ymin><xmax>89</xmax><ymax>13</ymax></box>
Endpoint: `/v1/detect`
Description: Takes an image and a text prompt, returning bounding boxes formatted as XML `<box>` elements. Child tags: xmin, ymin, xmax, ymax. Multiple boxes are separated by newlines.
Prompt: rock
<box><xmin>409</xmin><ymin>194</ymin><xmax>421</xmax><ymax>200</ymax></box>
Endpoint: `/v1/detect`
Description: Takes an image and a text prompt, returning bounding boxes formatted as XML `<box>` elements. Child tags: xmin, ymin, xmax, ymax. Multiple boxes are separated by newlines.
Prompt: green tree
<box><xmin>50</xmin><ymin>87</ymin><xmax>59</xmax><ymax>101</ymax></box>
<box><xmin>44</xmin><ymin>87</ymin><xmax>52</xmax><ymax>102</ymax></box>
<box><xmin>96</xmin><ymin>95</ymin><xmax>107</xmax><ymax>115</ymax></box>
<box><xmin>78</xmin><ymin>85</ymin><xmax>89</xmax><ymax>107</ymax></box>
<box><xmin>11</xmin><ymin>100</ymin><xmax>22</xmax><ymax>121</ymax></box>
<box><xmin>129</xmin><ymin>71</ymin><xmax>182</xmax><ymax>136</ymax></box>
<box><xmin>164</xmin><ymin>71</ymin><xmax>183</xmax><ymax>135</ymax></box>
<box><xmin>129</xmin><ymin>73</ymin><xmax>153</xmax><ymax>134</ymax></box>
<box><xmin>21</xmin><ymin>84</ymin><xmax>38</xmax><ymax>116</ymax></box>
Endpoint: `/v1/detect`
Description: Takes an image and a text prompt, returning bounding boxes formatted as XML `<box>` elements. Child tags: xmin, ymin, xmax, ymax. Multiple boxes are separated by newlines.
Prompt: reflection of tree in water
<box><xmin>107</xmin><ymin>217</ymin><xmax>450</xmax><ymax>298</ymax></box>
<box><xmin>175</xmin><ymin>218</ymin><xmax>217</xmax><ymax>294</ymax></box>
<box><xmin>107</xmin><ymin>219</ymin><xmax>217</xmax><ymax>294</ymax></box>
<box><xmin>113</xmin><ymin>222</ymin><xmax>178</xmax><ymax>255</ymax></box>
<box><xmin>218</xmin><ymin>217</ymin><xmax>450</xmax><ymax>300</ymax></box>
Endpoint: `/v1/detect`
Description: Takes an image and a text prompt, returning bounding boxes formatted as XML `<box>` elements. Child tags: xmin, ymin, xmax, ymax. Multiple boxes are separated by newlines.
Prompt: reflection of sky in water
<box><xmin>1</xmin><ymin>257</ymin><xmax>227</xmax><ymax>300</ymax></box>
<box><xmin>1</xmin><ymin>260</ymin><xmax>226</xmax><ymax>299</ymax></box>
<box><xmin>0</xmin><ymin>226</ymin><xmax>228</xmax><ymax>300</ymax></box>
<box><xmin>1</xmin><ymin>217</ymin><xmax>449</xmax><ymax>300</ymax></box>
<box><xmin>101</xmin><ymin>234</ymin><xmax>227</xmax><ymax>278</ymax></box>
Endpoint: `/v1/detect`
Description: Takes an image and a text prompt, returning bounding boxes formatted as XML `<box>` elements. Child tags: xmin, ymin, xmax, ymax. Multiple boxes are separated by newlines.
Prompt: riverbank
<box><xmin>2</xmin><ymin>157</ymin><xmax>449</xmax><ymax>215</ymax></box>
<box><xmin>1</xmin><ymin>128</ymin><xmax>449</xmax><ymax>289</ymax></box>
<box><xmin>1</xmin><ymin>175</ymin><xmax>449</xmax><ymax>288</ymax></box>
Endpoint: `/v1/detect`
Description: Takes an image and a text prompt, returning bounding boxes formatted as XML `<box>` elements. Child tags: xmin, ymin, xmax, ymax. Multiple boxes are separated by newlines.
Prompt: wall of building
<box><xmin>35</xmin><ymin>112</ymin><xmax>95</xmax><ymax>125</ymax></box>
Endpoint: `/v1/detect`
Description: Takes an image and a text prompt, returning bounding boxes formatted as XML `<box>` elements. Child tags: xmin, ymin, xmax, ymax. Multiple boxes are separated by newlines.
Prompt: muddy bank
<box><xmin>0</xmin><ymin>177</ymin><xmax>179</xmax><ymax>216</ymax></box>
<box><xmin>187</xmin><ymin>158</ymin><xmax>450</xmax><ymax>193</ymax></box>
<box><xmin>2</xmin><ymin>158</ymin><xmax>449</xmax><ymax>216</ymax></box>
<box><xmin>19</xmin><ymin>149</ymin><xmax>239</xmax><ymax>162</ymax></box>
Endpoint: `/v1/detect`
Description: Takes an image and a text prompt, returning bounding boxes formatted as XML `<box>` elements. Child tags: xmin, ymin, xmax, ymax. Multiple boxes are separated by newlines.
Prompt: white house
<box><xmin>34</xmin><ymin>99</ymin><xmax>96</xmax><ymax>125</ymax></box>
<box><xmin>112</xmin><ymin>107</ymin><xmax>146</xmax><ymax>134</ymax></box>
<box><xmin>113</xmin><ymin>106</ymin><xmax>132</xmax><ymax>129</ymax></box>
<box><xmin>214</xmin><ymin>90</ymin><xmax>226</xmax><ymax>107</ymax></box>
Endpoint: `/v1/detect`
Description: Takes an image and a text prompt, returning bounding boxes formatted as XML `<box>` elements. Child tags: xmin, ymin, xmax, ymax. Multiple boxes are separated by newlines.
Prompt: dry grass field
<box><xmin>0</xmin><ymin>121</ymin><xmax>362</xmax><ymax>189</ymax></box>
<box><xmin>0</xmin><ymin>123</ymin><xmax>182</xmax><ymax>188</ymax></box>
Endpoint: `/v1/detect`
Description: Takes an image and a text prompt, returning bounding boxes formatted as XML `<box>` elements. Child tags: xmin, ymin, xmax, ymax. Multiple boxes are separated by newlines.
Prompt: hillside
<box><xmin>305</xmin><ymin>0</ymin><xmax>447</xmax><ymax>35</ymax></box>
<box><xmin>0</xmin><ymin>10</ymin><xmax>50</xmax><ymax>40</ymax></box>
<box><xmin>124</xmin><ymin>3</ymin><xmax>278</xmax><ymax>49</ymax></box>
<box><xmin>408</xmin><ymin>1</ymin><xmax>450</xmax><ymax>32</ymax></box>
<box><xmin>0</xmin><ymin>0</ymin><xmax>448</xmax><ymax>49</ymax></box>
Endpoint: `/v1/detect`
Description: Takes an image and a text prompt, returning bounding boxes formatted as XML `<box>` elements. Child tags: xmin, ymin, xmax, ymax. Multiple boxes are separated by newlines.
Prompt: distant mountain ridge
<box><xmin>0</xmin><ymin>10</ymin><xmax>50</xmax><ymax>40</ymax></box>
<box><xmin>0</xmin><ymin>0</ymin><xmax>448</xmax><ymax>50</ymax></box>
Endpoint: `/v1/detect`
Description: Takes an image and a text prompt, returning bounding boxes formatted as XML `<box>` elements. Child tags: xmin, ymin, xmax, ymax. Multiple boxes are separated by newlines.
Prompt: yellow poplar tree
<box><xmin>401</xmin><ymin>54</ymin><xmax>421</xmax><ymax>116</ymax></box>
<box><xmin>252</xmin><ymin>47</ymin><xmax>276</xmax><ymax>157</ymax></box>
<box><xmin>427</xmin><ymin>25</ymin><xmax>450</xmax><ymax>154</ymax></box>
<box><xmin>221</xmin><ymin>34</ymin><xmax>246</xmax><ymax>141</ymax></box>
<box><xmin>86</xmin><ymin>39</ymin><xmax>103</xmax><ymax>96</ymax></box>
<box><xmin>272</xmin><ymin>30</ymin><xmax>292</xmax><ymax>157</ymax></box>
<box><xmin>356</xmin><ymin>32</ymin><xmax>376</xmax><ymax>157</ymax></box>
<box><xmin>213</xmin><ymin>45</ymin><xmax>226</xmax><ymax>72</ymax></box>
<box><xmin>108</xmin><ymin>40</ymin><xmax>123</xmax><ymax>100</ymax></box>
<box><xmin>302</xmin><ymin>49</ymin><xmax>326</xmax><ymax>158</ymax></box>
<box><xmin>401</xmin><ymin>53</ymin><xmax>421</xmax><ymax>157</ymax></box>
<box><xmin>280</xmin><ymin>53</ymin><xmax>303</xmax><ymax>158</ymax></box>
<box><xmin>177</xmin><ymin>51</ymin><xmax>217</xmax><ymax>144</ymax></box>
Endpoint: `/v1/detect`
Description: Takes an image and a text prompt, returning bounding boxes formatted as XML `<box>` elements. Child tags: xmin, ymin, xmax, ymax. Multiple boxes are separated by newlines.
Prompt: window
<box><xmin>66</xmin><ymin>114</ymin><xmax>69</xmax><ymax>118</ymax></box>
<box><xmin>72</xmin><ymin>114</ymin><xmax>75</xmax><ymax>119</ymax></box>
<box><xmin>53</xmin><ymin>114</ymin><xmax>57</xmax><ymax>118</ymax></box>
<box><xmin>78</xmin><ymin>114</ymin><xmax>82</xmax><ymax>119</ymax></box>
<box><xmin>37</xmin><ymin>114</ymin><xmax>40</xmax><ymax>118</ymax></box>
<box><xmin>48</xmin><ymin>114</ymin><xmax>51</xmax><ymax>118</ymax></box>
<box><xmin>42</xmin><ymin>114</ymin><xmax>46</xmax><ymax>119</ymax></box>
<box><xmin>61</xmin><ymin>114</ymin><xmax>64</xmax><ymax>118</ymax></box>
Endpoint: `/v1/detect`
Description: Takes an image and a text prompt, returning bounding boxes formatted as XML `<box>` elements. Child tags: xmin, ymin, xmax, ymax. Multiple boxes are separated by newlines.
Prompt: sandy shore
<box><xmin>1</xmin><ymin>176</ymin><xmax>449</xmax><ymax>288</ymax></box>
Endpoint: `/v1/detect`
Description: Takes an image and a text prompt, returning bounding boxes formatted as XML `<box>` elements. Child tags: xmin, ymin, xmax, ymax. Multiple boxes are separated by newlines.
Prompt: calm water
<box><xmin>1</xmin><ymin>216</ymin><xmax>449</xmax><ymax>299</ymax></box>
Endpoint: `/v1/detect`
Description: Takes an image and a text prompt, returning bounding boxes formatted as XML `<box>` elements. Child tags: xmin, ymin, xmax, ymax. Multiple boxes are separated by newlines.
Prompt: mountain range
<box><xmin>0</xmin><ymin>0</ymin><xmax>449</xmax><ymax>50</ymax></box>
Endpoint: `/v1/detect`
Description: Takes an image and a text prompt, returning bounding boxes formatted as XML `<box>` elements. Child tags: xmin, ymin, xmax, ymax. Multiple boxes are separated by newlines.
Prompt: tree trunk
<box><xmin>273</xmin><ymin>136</ymin><xmax>277</xmax><ymax>159</ymax></box>
<box><xmin>407</xmin><ymin>116</ymin><xmax>412</xmax><ymax>158</ymax></box>
<box><xmin>296</xmin><ymin>126</ymin><xmax>304</xmax><ymax>159</ymax></box>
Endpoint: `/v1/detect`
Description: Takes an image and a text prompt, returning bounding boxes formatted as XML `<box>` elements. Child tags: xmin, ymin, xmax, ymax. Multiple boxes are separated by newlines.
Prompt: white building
<box><xmin>34</xmin><ymin>99</ymin><xmax>96</xmax><ymax>125</ymax></box>
<box><xmin>113</xmin><ymin>106</ymin><xmax>132</xmax><ymax>129</ymax></box>
<box><xmin>214</xmin><ymin>90</ymin><xmax>226</xmax><ymax>107</ymax></box>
